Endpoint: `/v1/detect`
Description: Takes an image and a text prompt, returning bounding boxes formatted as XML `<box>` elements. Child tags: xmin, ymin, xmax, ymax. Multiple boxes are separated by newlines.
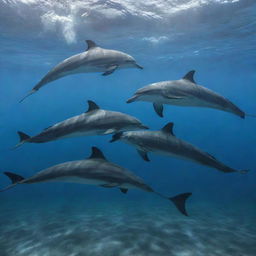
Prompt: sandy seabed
<box><xmin>0</xmin><ymin>198</ymin><xmax>255</xmax><ymax>256</ymax></box>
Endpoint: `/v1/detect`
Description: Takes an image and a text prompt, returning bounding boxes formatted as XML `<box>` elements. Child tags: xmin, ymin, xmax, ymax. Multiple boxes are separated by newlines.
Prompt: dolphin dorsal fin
<box><xmin>86</xmin><ymin>40</ymin><xmax>97</xmax><ymax>50</ymax></box>
<box><xmin>86</xmin><ymin>100</ymin><xmax>100</xmax><ymax>113</ymax></box>
<box><xmin>89</xmin><ymin>147</ymin><xmax>107</xmax><ymax>160</ymax></box>
<box><xmin>161</xmin><ymin>122</ymin><xmax>175</xmax><ymax>136</ymax></box>
<box><xmin>183</xmin><ymin>70</ymin><xmax>196</xmax><ymax>83</ymax></box>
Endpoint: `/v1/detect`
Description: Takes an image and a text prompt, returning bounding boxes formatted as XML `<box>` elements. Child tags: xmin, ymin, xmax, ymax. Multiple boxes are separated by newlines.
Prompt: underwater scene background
<box><xmin>0</xmin><ymin>0</ymin><xmax>256</xmax><ymax>255</ymax></box>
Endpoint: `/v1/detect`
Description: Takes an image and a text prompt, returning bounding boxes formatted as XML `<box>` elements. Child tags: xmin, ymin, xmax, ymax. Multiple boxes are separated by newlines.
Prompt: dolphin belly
<box><xmin>150</xmin><ymin>96</ymin><xmax>244</xmax><ymax>118</ymax></box>
<box><xmin>59</xmin><ymin>130</ymin><xmax>103</xmax><ymax>139</ymax></box>
<box><xmin>25</xmin><ymin>175</ymin><xmax>107</xmax><ymax>186</ymax></box>
<box><xmin>49</xmin><ymin>176</ymin><xmax>105</xmax><ymax>185</ymax></box>
<box><xmin>30</xmin><ymin>128</ymin><xmax>107</xmax><ymax>143</ymax></box>
<box><xmin>136</xmin><ymin>93</ymin><xmax>214</xmax><ymax>107</ymax></box>
<box><xmin>164</xmin><ymin>97</ymin><xmax>210</xmax><ymax>107</ymax></box>
<box><xmin>55</xmin><ymin>126</ymin><xmax>120</xmax><ymax>140</ymax></box>
<box><xmin>139</xmin><ymin>140</ymin><xmax>237</xmax><ymax>173</ymax></box>
<box><xmin>156</xmin><ymin>147</ymin><xmax>236</xmax><ymax>173</ymax></box>
<box><xmin>68</xmin><ymin>64</ymin><xmax>106</xmax><ymax>74</ymax></box>
<box><xmin>44</xmin><ymin>64</ymin><xmax>105</xmax><ymax>83</ymax></box>
<box><xmin>30</xmin><ymin>59</ymin><xmax>108</xmax><ymax>92</ymax></box>
<box><xmin>149</xmin><ymin>147</ymin><xmax>199</xmax><ymax>163</ymax></box>
<box><xmin>145</xmin><ymin>95</ymin><xmax>217</xmax><ymax>108</ymax></box>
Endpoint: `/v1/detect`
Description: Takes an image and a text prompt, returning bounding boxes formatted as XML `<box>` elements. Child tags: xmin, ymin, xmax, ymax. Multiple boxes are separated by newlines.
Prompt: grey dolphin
<box><xmin>14</xmin><ymin>100</ymin><xmax>148</xmax><ymax>148</ymax></box>
<box><xmin>1</xmin><ymin>147</ymin><xmax>192</xmax><ymax>216</ymax></box>
<box><xmin>110</xmin><ymin>122</ymin><xmax>248</xmax><ymax>174</ymax></box>
<box><xmin>20</xmin><ymin>40</ymin><xmax>143</xmax><ymax>102</ymax></box>
<box><xmin>127</xmin><ymin>70</ymin><xmax>245</xmax><ymax>118</ymax></box>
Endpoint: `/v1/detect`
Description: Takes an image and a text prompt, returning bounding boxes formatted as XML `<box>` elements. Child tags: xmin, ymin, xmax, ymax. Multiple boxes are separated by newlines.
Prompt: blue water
<box><xmin>1</xmin><ymin>0</ymin><xmax>256</xmax><ymax>255</ymax></box>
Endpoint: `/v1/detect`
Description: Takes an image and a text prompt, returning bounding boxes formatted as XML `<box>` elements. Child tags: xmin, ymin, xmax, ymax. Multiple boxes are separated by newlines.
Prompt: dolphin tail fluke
<box><xmin>0</xmin><ymin>172</ymin><xmax>25</xmax><ymax>192</ymax></box>
<box><xmin>19</xmin><ymin>89</ymin><xmax>37</xmax><ymax>103</ymax></box>
<box><xmin>169</xmin><ymin>192</ymin><xmax>192</xmax><ymax>216</ymax></box>
<box><xmin>13</xmin><ymin>131</ymin><xmax>31</xmax><ymax>149</ymax></box>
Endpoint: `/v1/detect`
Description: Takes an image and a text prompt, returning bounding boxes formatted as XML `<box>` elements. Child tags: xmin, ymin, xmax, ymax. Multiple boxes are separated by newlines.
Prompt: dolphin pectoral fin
<box><xmin>101</xmin><ymin>183</ymin><xmax>119</xmax><ymax>188</ymax></box>
<box><xmin>110</xmin><ymin>132</ymin><xmax>123</xmax><ymax>143</ymax></box>
<box><xmin>153</xmin><ymin>103</ymin><xmax>164</xmax><ymax>117</ymax></box>
<box><xmin>103</xmin><ymin>129</ymin><xmax>116</xmax><ymax>135</ymax></box>
<box><xmin>137</xmin><ymin>149</ymin><xmax>150</xmax><ymax>162</ymax></box>
<box><xmin>120</xmin><ymin>188</ymin><xmax>128</xmax><ymax>194</ymax></box>
<box><xmin>169</xmin><ymin>192</ymin><xmax>192</xmax><ymax>216</ymax></box>
<box><xmin>102</xmin><ymin>65</ymin><xmax>118</xmax><ymax>76</ymax></box>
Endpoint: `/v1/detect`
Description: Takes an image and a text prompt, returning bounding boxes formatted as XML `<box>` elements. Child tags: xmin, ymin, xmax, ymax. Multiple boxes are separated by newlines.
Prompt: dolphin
<box><xmin>127</xmin><ymin>70</ymin><xmax>245</xmax><ymax>118</ymax></box>
<box><xmin>14</xmin><ymin>100</ymin><xmax>148</xmax><ymax>148</ymax></box>
<box><xmin>110</xmin><ymin>122</ymin><xmax>248</xmax><ymax>174</ymax></box>
<box><xmin>1</xmin><ymin>147</ymin><xmax>192</xmax><ymax>216</ymax></box>
<box><xmin>20</xmin><ymin>40</ymin><xmax>143</xmax><ymax>102</ymax></box>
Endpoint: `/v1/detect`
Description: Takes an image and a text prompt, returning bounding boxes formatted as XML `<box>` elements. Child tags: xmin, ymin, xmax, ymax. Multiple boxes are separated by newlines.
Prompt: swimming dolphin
<box><xmin>110</xmin><ymin>122</ymin><xmax>248</xmax><ymax>174</ymax></box>
<box><xmin>20</xmin><ymin>40</ymin><xmax>143</xmax><ymax>102</ymax></box>
<box><xmin>127</xmin><ymin>70</ymin><xmax>245</xmax><ymax>118</ymax></box>
<box><xmin>1</xmin><ymin>147</ymin><xmax>192</xmax><ymax>216</ymax></box>
<box><xmin>14</xmin><ymin>100</ymin><xmax>148</xmax><ymax>148</ymax></box>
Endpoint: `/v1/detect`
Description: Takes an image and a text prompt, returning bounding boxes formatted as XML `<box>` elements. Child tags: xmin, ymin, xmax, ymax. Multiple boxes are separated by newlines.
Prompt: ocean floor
<box><xmin>0</xmin><ymin>199</ymin><xmax>255</xmax><ymax>256</ymax></box>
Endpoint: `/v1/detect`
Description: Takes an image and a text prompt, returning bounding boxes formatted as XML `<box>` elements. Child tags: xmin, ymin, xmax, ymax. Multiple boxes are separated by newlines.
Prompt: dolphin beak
<box><xmin>127</xmin><ymin>95</ymin><xmax>138</xmax><ymax>103</ymax></box>
<box><xmin>140</xmin><ymin>125</ymin><xmax>149</xmax><ymax>130</ymax></box>
<box><xmin>135</xmin><ymin>63</ymin><xmax>143</xmax><ymax>69</ymax></box>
